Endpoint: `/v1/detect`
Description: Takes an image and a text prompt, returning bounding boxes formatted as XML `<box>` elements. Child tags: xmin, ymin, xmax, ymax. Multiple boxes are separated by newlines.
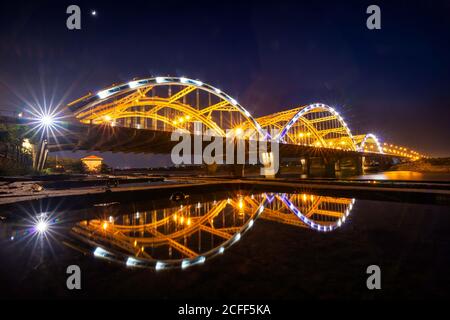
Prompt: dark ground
<box><xmin>0</xmin><ymin>199</ymin><xmax>449</xmax><ymax>300</ymax></box>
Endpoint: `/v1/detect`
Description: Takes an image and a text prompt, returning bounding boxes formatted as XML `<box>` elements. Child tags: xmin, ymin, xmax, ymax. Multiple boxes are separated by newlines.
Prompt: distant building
<box><xmin>81</xmin><ymin>155</ymin><xmax>103</xmax><ymax>173</ymax></box>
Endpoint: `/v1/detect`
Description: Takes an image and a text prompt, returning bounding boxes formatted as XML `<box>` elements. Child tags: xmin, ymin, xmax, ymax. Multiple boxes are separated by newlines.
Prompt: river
<box><xmin>0</xmin><ymin>188</ymin><xmax>449</xmax><ymax>299</ymax></box>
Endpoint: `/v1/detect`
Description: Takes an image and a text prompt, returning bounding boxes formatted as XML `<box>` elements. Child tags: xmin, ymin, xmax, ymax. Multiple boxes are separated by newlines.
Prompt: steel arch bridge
<box><xmin>66</xmin><ymin>76</ymin><xmax>424</xmax><ymax>160</ymax></box>
<box><xmin>71</xmin><ymin>192</ymin><xmax>355</xmax><ymax>270</ymax></box>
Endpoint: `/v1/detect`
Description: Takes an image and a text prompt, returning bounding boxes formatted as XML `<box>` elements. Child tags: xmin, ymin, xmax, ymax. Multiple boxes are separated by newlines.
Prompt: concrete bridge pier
<box><xmin>206</xmin><ymin>162</ymin><xmax>218</xmax><ymax>175</ymax></box>
<box><xmin>300</xmin><ymin>157</ymin><xmax>309</xmax><ymax>176</ymax></box>
<box><xmin>261</xmin><ymin>151</ymin><xmax>276</xmax><ymax>178</ymax></box>
<box><xmin>229</xmin><ymin>164</ymin><xmax>245</xmax><ymax>177</ymax></box>
<box><xmin>355</xmin><ymin>156</ymin><xmax>364</xmax><ymax>175</ymax></box>
<box><xmin>32</xmin><ymin>139</ymin><xmax>48</xmax><ymax>172</ymax></box>
<box><xmin>323</xmin><ymin>157</ymin><xmax>337</xmax><ymax>178</ymax></box>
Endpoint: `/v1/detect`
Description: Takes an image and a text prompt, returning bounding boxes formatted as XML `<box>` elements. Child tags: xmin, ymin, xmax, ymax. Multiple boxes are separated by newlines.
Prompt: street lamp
<box><xmin>39</xmin><ymin>114</ymin><xmax>54</xmax><ymax>127</ymax></box>
<box><xmin>35</xmin><ymin>220</ymin><xmax>49</xmax><ymax>234</ymax></box>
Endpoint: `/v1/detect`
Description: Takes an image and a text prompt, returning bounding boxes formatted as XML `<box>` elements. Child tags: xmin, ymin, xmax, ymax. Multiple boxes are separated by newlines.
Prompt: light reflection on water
<box><xmin>2</xmin><ymin>192</ymin><xmax>356</xmax><ymax>271</ymax></box>
<box><xmin>353</xmin><ymin>170</ymin><xmax>450</xmax><ymax>181</ymax></box>
<box><xmin>66</xmin><ymin>192</ymin><xmax>355</xmax><ymax>270</ymax></box>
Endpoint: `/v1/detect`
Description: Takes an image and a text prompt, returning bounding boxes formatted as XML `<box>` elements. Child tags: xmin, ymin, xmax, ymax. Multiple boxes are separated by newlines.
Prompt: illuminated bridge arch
<box><xmin>71</xmin><ymin>194</ymin><xmax>270</xmax><ymax>270</ymax></box>
<box><xmin>354</xmin><ymin>133</ymin><xmax>384</xmax><ymax>154</ymax></box>
<box><xmin>250</xmin><ymin>103</ymin><xmax>357</xmax><ymax>150</ymax></box>
<box><xmin>261</xmin><ymin>193</ymin><xmax>355</xmax><ymax>232</ymax></box>
<box><xmin>278</xmin><ymin>103</ymin><xmax>356</xmax><ymax>150</ymax></box>
<box><xmin>68</xmin><ymin>77</ymin><xmax>266</xmax><ymax>138</ymax></box>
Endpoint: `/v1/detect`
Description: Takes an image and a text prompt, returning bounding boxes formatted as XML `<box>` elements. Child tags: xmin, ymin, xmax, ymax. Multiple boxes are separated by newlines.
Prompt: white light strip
<box><xmin>126</xmin><ymin>257</ymin><xmax>140</xmax><ymax>267</ymax></box>
<box><xmin>93</xmin><ymin>247</ymin><xmax>109</xmax><ymax>258</ymax></box>
<box><xmin>97</xmin><ymin>89</ymin><xmax>112</xmax><ymax>99</ymax></box>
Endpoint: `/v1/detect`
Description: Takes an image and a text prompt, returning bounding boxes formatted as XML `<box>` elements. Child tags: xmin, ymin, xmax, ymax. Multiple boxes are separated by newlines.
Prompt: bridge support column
<box><xmin>230</xmin><ymin>164</ymin><xmax>245</xmax><ymax>177</ymax></box>
<box><xmin>32</xmin><ymin>139</ymin><xmax>48</xmax><ymax>172</ymax></box>
<box><xmin>306</xmin><ymin>157</ymin><xmax>312</xmax><ymax>177</ymax></box>
<box><xmin>335</xmin><ymin>159</ymin><xmax>342</xmax><ymax>173</ymax></box>
<box><xmin>324</xmin><ymin>158</ymin><xmax>337</xmax><ymax>178</ymax></box>
<box><xmin>354</xmin><ymin>156</ymin><xmax>364</xmax><ymax>175</ymax></box>
<box><xmin>261</xmin><ymin>152</ymin><xmax>276</xmax><ymax>178</ymax></box>
<box><xmin>206</xmin><ymin>162</ymin><xmax>218</xmax><ymax>176</ymax></box>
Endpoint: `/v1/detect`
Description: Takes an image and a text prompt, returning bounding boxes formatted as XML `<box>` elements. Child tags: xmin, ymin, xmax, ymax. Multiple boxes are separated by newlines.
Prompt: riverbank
<box><xmin>390</xmin><ymin>158</ymin><xmax>450</xmax><ymax>173</ymax></box>
<box><xmin>1</xmin><ymin>177</ymin><xmax>450</xmax><ymax>216</ymax></box>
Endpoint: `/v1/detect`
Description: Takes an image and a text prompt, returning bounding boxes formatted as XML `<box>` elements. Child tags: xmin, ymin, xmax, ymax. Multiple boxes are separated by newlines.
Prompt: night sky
<box><xmin>1</xmin><ymin>0</ymin><xmax>449</xmax><ymax>166</ymax></box>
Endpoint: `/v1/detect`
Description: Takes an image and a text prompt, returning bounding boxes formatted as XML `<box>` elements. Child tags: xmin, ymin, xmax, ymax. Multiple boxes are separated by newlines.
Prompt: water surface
<box><xmin>353</xmin><ymin>170</ymin><xmax>450</xmax><ymax>181</ymax></box>
<box><xmin>1</xmin><ymin>190</ymin><xmax>449</xmax><ymax>299</ymax></box>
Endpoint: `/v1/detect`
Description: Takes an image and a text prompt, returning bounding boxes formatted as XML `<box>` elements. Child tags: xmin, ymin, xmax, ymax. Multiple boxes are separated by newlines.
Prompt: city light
<box><xmin>22</xmin><ymin>138</ymin><xmax>32</xmax><ymax>151</ymax></box>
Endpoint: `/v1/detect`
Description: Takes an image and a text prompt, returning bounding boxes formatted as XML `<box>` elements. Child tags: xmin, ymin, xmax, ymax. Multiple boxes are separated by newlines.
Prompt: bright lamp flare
<box><xmin>25</xmin><ymin>103</ymin><xmax>68</xmax><ymax>143</ymax></box>
<box><xmin>40</xmin><ymin>114</ymin><xmax>54</xmax><ymax>127</ymax></box>
<box><xmin>35</xmin><ymin>220</ymin><xmax>49</xmax><ymax>234</ymax></box>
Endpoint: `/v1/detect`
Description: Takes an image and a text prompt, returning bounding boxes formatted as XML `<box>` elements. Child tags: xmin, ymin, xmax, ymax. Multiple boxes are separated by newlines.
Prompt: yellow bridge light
<box><xmin>238</xmin><ymin>198</ymin><xmax>244</xmax><ymax>210</ymax></box>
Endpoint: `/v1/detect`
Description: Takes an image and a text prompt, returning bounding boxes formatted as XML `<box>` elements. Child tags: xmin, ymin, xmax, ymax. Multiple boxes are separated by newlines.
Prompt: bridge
<box><xmin>4</xmin><ymin>76</ymin><xmax>425</xmax><ymax>175</ymax></box>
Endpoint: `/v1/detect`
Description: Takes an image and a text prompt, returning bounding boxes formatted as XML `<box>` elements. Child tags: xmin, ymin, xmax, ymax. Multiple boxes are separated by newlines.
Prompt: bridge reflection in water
<box><xmin>71</xmin><ymin>193</ymin><xmax>355</xmax><ymax>270</ymax></box>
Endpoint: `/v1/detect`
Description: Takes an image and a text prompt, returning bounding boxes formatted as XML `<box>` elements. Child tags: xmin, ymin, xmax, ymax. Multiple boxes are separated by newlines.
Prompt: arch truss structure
<box><xmin>69</xmin><ymin>77</ymin><xmax>265</xmax><ymax>139</ymax></box>
<box><xmin>68</xmin><ymin>76</ymin><xmax>424</xmax><ymax>159</ymax></box>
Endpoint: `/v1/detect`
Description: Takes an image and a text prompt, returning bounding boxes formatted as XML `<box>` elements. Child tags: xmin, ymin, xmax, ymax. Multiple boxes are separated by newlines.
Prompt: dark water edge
<box><xmin>1</xmin><ymin>199</ymin><xmax>449</xmax><ymax>300</ymax></box>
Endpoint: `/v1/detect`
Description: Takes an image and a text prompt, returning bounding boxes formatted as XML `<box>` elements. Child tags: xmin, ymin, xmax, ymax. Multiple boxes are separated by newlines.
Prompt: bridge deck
<box><xmin>47</xmin><ymin>122</ymin><xmax>394</xmax><ymax>159</ymax></box>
